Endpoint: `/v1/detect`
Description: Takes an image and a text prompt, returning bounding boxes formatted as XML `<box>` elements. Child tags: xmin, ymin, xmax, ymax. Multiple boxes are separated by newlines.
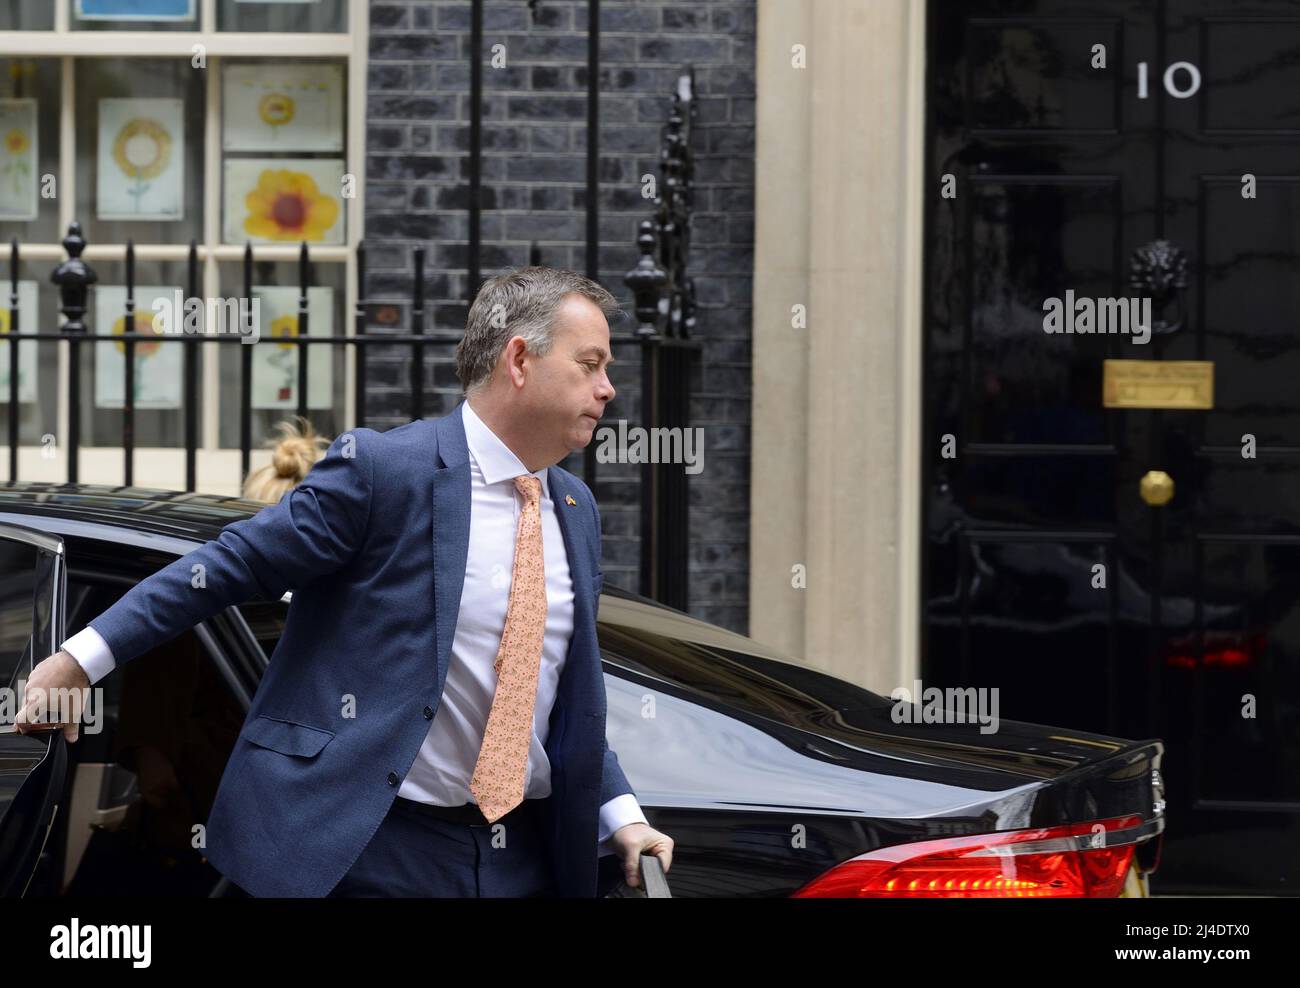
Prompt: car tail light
<box><xmin>791</xmin><ymin>815</ymin><xmax>1144</xmax><ymax>898</ymax></box>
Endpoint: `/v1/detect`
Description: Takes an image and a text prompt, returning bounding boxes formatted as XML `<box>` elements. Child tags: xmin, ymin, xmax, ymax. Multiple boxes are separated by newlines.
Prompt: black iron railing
<box><xmin>622</xmin><ymin>69</ymin><xmax>700</xmax><ymax>610</ymax></box>
<box><xmin>3</xmin><ymin>64</ymin><xmax>700</xmax><ymax>610</ymax></box>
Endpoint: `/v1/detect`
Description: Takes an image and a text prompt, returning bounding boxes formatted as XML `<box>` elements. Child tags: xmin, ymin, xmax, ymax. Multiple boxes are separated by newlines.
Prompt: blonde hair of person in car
<box><xmin>241</xmin><ymin>416</ymin><xmax>330</xmax><ymax>503</ymax></box>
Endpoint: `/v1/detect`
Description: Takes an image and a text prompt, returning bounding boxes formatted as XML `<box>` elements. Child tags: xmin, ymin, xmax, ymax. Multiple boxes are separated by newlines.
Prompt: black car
<box><xmin>0</xmin><ymin>483</ymin><xmax>1164</xmax><ymax>897</ymax></box>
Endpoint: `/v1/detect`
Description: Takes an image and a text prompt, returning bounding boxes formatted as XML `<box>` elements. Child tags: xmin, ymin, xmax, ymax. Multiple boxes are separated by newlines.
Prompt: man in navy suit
<box><xmin>18</xmin><ymin>266</ymin><xmax>674</xmax><ymax>898</ymax></box>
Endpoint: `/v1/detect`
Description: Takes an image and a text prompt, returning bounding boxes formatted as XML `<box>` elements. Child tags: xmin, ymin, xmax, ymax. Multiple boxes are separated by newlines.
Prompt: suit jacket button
<box><xmin>423</xmin><ymin>706</ymin><xmax>434</xmax><ymax>720</ymax></box>
<box><xmin>387</xmin><ymin>772</ymin><xmax>399</xmax><ymax>786</ymax></box>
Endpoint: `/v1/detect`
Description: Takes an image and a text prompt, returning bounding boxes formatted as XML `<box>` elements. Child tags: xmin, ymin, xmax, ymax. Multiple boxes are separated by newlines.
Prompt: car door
<box><xmin>0</xmin><ymin>524</ymin><xmax>69</xmax><ymax>897</ymax></box>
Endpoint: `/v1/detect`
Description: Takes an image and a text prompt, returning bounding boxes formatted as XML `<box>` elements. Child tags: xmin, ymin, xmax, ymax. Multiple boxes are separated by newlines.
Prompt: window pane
<box><xmin>79</xmin><ymin>259</ymin><xmax>206</xmax><ymax>448</ymax></box>
<box><xmin>218</xmin><ymin>0</ymin><xmax>348</xmax><ymax>33</ymax></box>
<box><xmin>71</xmin><ymin>0</ymin><xmax>197</xmax><ymax>32</ymax></box>
<box><xmin>221</xmin><ymin>57</ymin><xmax>348</xmax><ymax>247</ymax></box>
<box><xmin>216</xmin><ymin>259</ymin><xmax>346</xmax><ymax>450</ymax></box>
<box><xmin>0</xmin><ymin>2</ymin><xmax>56</xmax><ymax>30</ymax></box>
<box><xmin>0</xmin><ymin>262</ymin><xmax>61</xmax><ymax>447</ymax></box>
<box><xmin>0</xmin><ymin>539</ymin><xmax>43</xmax><ymax>692</ymax></box>
<box><xmin>0</xmin><ymin>59</ymin><xmax>59</xmax><ymax>244</ymax></box>
<box><xmin>74</xmin><ymin>59</ymin><xmax>205</xmax><ymax>245</ymax></box>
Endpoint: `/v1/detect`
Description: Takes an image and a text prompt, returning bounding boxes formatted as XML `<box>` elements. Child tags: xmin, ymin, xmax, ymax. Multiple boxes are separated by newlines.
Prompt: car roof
<box><xmin>0</xmin><ymin>481</ymin><xmax>267</xmax><ymax>544</ymax></box>
<box><xmin>0</xmin><ymin>481</ymin><xmax>811</xmax><ymax>667</ymax></box>
<box><xmin>0</xmin><ymin>479</ymin><xmax>694</xmax><ymax>608</ymax></box>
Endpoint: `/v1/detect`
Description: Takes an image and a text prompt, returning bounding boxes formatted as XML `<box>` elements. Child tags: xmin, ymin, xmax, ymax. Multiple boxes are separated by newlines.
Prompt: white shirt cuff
<box><xmin>61</xmin><ymin>626</ymin><xmax>117</xmax><ymax>686</ymax></box>
<box><xmin>596</xmin><ymin>792</ymin><xmax>648</xmax><ymax>857</ymax></box>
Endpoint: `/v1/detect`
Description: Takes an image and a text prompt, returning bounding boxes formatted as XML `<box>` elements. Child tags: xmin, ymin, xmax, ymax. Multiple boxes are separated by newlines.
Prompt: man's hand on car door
<box><xmin>14</xmin><ymin>650</ymin><xmax>92</xmax><ymax>742</ymax></box>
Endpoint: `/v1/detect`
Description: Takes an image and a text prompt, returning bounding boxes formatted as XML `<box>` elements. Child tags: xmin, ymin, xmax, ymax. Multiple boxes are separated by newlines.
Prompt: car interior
<box><xmin>33</xmin><ymin>575</ymin><xmax>251</xmax><ymax>897</ymax></box>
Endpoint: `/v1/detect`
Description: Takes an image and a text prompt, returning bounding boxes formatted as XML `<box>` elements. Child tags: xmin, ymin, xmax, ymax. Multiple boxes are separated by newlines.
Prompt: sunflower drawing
<box><xmin>268</xmin><ymin>313</ymin><xmax>301</xmax><ymax>401</ymax></box>
<box><xmin>111</xmin><ymin>311</ymin><xmax>163</xmax><ymax>356</ymax></box>
<box><xmin>111</xmin><ymin>118</ymin><xmax>173</xmax><ymax>213</ymax></box>
<box><xmin>270</xmin><ymin>313</ymin><xmax>299</xmax><ymax>346</ymax></box>
<box><xmin>0</xmin><ymin>307</ymin><xmax>17</xmax><ymax>392</ymax></box>
<box><xmin>243</xmin><ymin>169</ymin><xmax>339</xmax><ymax>242</ymax></box>
<box><xmin>258</xmin><ymin>93</ymin><xmax>296</xmax><ymax>137</ymax></box>
<box><xmin>109</xmin><ymin>310</ymin><xmax>164</xmax><ymax>403</ymax></box>
<box><xmin>2</xmin><ymin>127</ymin><xmax>31</xmax><ymax>200</ymax></box>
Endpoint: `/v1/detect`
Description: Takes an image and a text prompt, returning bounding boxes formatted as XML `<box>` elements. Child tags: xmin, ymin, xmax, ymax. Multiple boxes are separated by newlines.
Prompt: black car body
<box><xmin>0</xmin><ymin>483</ymin><xmax>1165</xmax><ymax>897</ymax></box>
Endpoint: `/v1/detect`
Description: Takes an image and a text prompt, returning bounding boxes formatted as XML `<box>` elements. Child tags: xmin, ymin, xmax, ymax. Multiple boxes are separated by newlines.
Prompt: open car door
<box><xmin>0</xmin><ymin>524</ymin><xmax>69</xmax><ymax>897</ymax></box>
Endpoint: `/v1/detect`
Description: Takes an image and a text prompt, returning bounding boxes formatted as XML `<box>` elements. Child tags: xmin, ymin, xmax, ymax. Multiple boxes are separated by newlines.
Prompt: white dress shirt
<box><xmin>61</xmin><ymin>399</ymin><xmax>648</xmax><ymax>856</ymax></box>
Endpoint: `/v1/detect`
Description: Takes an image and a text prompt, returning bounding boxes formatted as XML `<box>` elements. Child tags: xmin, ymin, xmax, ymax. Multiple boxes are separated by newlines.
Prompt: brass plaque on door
<box><xmin>1102</xmin><ymin>360</ymin><xmax>1214</xmax><ymax>409</ymax></box>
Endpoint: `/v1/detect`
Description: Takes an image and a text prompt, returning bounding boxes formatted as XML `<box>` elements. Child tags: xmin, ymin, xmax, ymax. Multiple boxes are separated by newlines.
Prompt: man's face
<box><xmin>518</xmin><ymin>294</ymin><xmax>616</xmax><ymax>456</ymax></box>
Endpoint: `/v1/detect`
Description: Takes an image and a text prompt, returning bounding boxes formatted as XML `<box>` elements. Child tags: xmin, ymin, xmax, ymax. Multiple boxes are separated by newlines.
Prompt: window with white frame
<box><xmin>0</xmin><ymin>0</ymin><xmax>366</xmax><ymax>494</ymax></box>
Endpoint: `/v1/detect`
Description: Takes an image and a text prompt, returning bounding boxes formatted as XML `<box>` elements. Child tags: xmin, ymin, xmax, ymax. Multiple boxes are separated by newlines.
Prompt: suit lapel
<box><xmin>431</xmin><ymin>402</ymin><xmax>471</xmax><ymax>693</ymax></box>
<box><xmin>547</xmin><ymin>465</ymin><xmax>604</xmax><ymax>722</ymax></box>
<box><xmin>548</xmin><ymin>466</ymin><xmax>595</xmax><ymax>613</ymax></box>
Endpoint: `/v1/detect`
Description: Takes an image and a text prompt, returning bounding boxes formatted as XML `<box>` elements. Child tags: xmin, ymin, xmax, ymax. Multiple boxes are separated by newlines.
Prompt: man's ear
<box><xmin>505</xmin><ymin>336</ymin><xmax>530</xmax><ymax>386</ymax></box>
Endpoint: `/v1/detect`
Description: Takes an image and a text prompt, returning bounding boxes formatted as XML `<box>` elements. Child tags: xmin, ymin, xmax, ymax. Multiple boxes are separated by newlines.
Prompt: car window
<box><xmin>598</xmin><ymin>621</ymin><xmax>895</xmax><ymax>724</ymax></box>
<box><xmin>0</xmin><ymin>539</ymin><xmax>50</xmax><ymax>692</ymax></box>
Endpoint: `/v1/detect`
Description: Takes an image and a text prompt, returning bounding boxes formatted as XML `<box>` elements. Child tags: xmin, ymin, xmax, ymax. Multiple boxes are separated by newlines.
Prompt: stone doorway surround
<box><xmin>750</xmin><ymin>0</ymin><xmax>926</xmax><ymax>695</ymax></box>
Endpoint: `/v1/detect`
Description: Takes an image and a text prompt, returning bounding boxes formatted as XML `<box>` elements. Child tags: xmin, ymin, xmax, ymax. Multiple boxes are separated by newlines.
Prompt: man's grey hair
<box><xmin>456</xmin><ymin>266</ymin><xmax>623</xmax><ymax>396</ymax></box>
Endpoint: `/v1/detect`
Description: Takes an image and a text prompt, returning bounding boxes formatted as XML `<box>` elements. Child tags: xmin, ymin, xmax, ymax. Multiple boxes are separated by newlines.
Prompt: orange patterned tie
<box><xmin>469</xmin><ymin>475</ymin><xmax>548</xmax><ymax>823</ymax></box>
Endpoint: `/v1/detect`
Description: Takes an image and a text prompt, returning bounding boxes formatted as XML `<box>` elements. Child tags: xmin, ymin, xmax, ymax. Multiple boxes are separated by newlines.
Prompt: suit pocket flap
<box><xmin>241</xmin><ymin>715</ymin><xmax>334</xmax><ymax>758</ymax></box>
<box><xmin>592</xmin><ymin>571</ymin><xmax>604</xmax><ymax>595</ymax></box>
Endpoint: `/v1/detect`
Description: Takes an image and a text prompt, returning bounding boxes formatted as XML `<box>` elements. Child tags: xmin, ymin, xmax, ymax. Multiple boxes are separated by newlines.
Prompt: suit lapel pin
<box><xmin>565</xmin><ymin>495</ymin><xmax>577</xmax><ymax>505</ymax></box>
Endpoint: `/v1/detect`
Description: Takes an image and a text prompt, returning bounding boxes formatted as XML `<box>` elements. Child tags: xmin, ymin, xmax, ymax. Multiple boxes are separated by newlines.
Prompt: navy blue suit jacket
<box><xmin>87</xmin><ymin>399</ymin><xmax>634</xmax><ymax>897</ymax></box>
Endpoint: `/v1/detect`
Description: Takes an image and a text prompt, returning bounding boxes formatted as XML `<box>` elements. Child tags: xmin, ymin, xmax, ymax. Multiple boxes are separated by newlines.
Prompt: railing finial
<box><xmin>624</xmin><ymin>69</ymin><xmax>697</xmax><ymax>341</ymax></box>
<box><xmin>50</xmin><ymin>221</ymin><xmax>97</xmax><ymax>335</ymax></box>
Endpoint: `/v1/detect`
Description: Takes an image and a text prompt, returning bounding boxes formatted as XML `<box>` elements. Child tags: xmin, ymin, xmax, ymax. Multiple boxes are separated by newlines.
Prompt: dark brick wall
<box><xmin>363</xmin><ymin>0</ymin><xmax>754</xmax><ymax>634</ymax></box>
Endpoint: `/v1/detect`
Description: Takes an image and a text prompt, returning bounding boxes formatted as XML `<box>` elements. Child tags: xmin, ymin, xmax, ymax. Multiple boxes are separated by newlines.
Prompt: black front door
<box><xmin>924</xmin><ymin>0</ymin><xmax>1300</xmax><ymax>893</ymax></box>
